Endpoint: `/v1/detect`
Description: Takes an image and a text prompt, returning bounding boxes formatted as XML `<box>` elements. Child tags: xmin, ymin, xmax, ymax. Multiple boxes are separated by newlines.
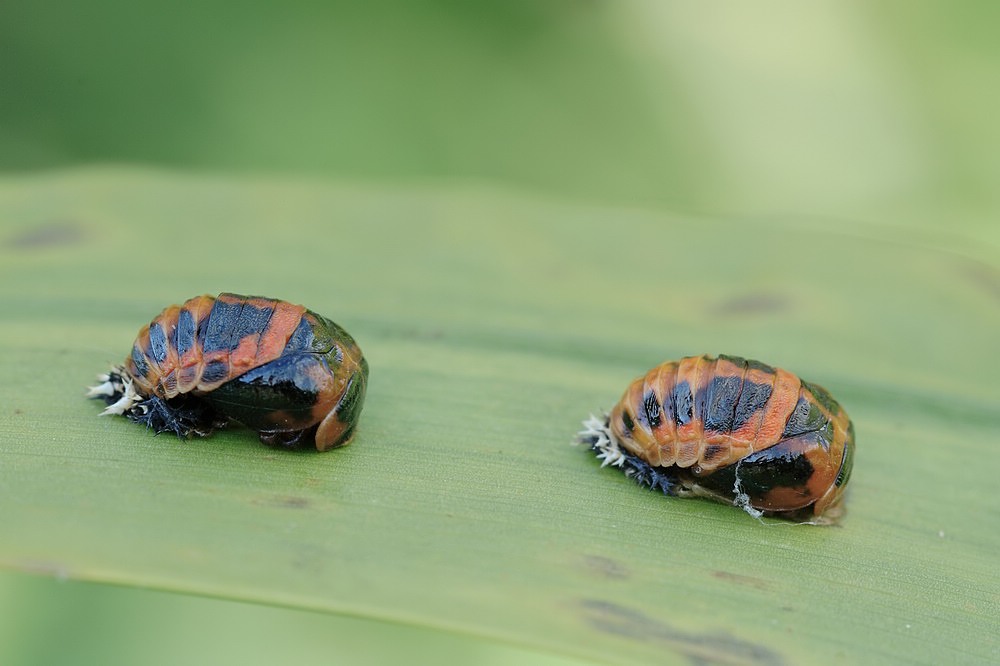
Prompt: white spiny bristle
<box><xmin>99</xmin><ymin>375</ymin><xmax>141</xmax><ymax>416</ymax></box>
<box><xmin>86</xmin><ymin>380</ymin><xmax>116</xmax><ymax>398</ymax></box>
<box><xmin>577</xmin><ymin>414</ymin><xmax>626</xmax><ymax>468</ymax></box>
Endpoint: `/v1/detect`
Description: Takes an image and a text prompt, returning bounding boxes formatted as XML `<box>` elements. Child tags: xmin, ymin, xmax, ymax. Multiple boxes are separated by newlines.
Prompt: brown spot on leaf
<box><xmin>582</xmin><ymin>555</ymin><xmax>630</xmax><ymax>580</ymax></box>
<box><xmin>578</xmin><ymin>599</ymin><xmax>785</xmax><ymax>666</ymax></box>
<box><xmin>5</xmin><ymin>222</ymin><xmax>87</xmax><ymax>249</ymax></box>
<box><xmin>252</xmin><ymin>494</ymin><xmax>311</xmax><ymax>509</ymax></box>
<box><xmin>712</xmin><ymin>570</ymin><xmax>771</xmax><ymax>591</ymax></box>
<box><xmin>276</xmin><ymin>496</ymin><xmax>310</xmax><ymax>509</ymax></box>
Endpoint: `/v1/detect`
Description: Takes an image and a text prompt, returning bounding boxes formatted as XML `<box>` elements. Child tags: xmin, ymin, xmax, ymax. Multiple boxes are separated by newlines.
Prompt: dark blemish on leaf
<box><xmin>578</xmin><ymin>599</ymin><xmax>785</xmax><ymax>666</ymax></box>
<box><xmin>5</xmin><ymin>222</ymin><xmax>87</xmax><ymax>249</ymax></box>
<box><xmin>582</xmin><ymin>555</ymin><xmax>630</xmax><ymax>580</ymax></box>
<box><xmin>252</xmin><ymin>495</ymin><xmax>311</xmax><ymax>509</ymax></box>
<box><xmin>276</xmin><ymin>496</ymin><xmax>310</xmax><ymax>509</ymax></box>
<box><xmin>712</xmin><ymin>570</ymin><xmax>772</xmax><ymax>591</ymax></box>
<box><xmin>711</xmin><ymin>293</ymin><xmax>790</xmax><ymax>317</ymax></box>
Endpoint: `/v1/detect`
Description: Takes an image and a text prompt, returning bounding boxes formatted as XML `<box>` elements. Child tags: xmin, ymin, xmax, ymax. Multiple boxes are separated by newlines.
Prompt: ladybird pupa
<box><xmin>88</xmin><ymin>293</ymin><xmax>368</xmax><ymax>451</ymax></box>
<box><xmin>579</xmin><ymin>355</ymin><xmax>854</xmax><ymax>524</ymax></box>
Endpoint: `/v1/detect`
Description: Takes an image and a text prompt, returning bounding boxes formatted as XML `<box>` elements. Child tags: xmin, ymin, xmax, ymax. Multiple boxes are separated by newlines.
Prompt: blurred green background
<box><xmin>3</xmin><ymin>0</ymin><xmax>998</xmax><ymax>242</ymax></box>
<box><xmin>2</xmin><ymin>1</ymin><xmax>998</xmax><ymax>665</ymax></box>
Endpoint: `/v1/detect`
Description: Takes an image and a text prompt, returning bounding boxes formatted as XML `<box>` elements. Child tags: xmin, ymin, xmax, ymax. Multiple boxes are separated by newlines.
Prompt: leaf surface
<box><xmin>1</xmin><ymin>170</ymin><xmax>997</xmax><ymax>665</ymax></box>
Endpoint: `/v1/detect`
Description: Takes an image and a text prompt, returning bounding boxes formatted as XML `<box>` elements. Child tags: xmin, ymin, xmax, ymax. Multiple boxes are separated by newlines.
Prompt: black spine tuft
<box><xmin>127</xmin><ymin>395</ymin><xmax>222</xmax><ymax>439</ymax></box>
<box><xmin>619</xmin><ymin>454</ymin><xmax>678</xmax><ymax>495</ymax></box>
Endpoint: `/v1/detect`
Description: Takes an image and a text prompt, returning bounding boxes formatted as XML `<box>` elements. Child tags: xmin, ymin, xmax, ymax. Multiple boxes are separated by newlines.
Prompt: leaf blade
<box><xmin>1</xmin><ymin>171</ymin><xmax>998</xmax><ymax>665</ymax></box>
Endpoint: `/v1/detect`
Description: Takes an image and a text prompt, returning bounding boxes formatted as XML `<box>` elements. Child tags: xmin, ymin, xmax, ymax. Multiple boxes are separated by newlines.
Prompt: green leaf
<box><xmin>0</xmin><ymin>571</ymin><xmax>583</xmax><ymax>666</ymax></box>
<box><xmin>1</xmin><ymin>170</ymin><xmax>998</xmax><ymax>665</ymax></box>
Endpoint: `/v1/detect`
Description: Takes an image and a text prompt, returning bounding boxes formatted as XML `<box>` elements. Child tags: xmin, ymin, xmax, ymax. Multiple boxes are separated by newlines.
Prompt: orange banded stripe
<box><xmin>175</xmin><ymin>295</ymin><xmax>215</xmax><ymax>393</ymax></box>
<box><xmin>649</xmin><ymin>361</ymin><xmax>679</xmax><ymax>466</ymax></box>
<box><xmin>674</xmin><ymin>356</ymin><xmax>708</xmax><ymax>466</ymax></box>
<box><xmin>703</xmin><ymin>355</ymin><xmax>747</xmax><ymax>444</ymax></box>
<box><xmin>256</xmin><ymin>300</ymin><xmax>307</xmax><ymax>366</ymax></box>
<box><xmin>754</xmin><ymin>368</ymin><xmax>801</xmax><ymax>451</ymax></box>
<box><xmin>729</xmin><ymin>364</ymin><xmax>775</xmax><ymax>446</ymax></box>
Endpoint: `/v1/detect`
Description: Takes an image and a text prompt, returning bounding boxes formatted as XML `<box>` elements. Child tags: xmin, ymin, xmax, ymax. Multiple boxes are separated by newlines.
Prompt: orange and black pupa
<box><xmin>579</xmin><ymin>355</ymin><xmax>854</xmax><ymax>524</ymax></box>
<box><xmin>88</xmin><ymin>293</ymin><xmax>368</xmax><ymax>451</ymax></box>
